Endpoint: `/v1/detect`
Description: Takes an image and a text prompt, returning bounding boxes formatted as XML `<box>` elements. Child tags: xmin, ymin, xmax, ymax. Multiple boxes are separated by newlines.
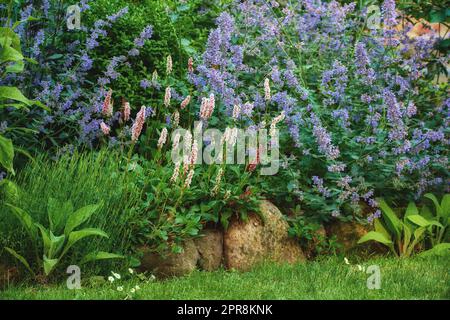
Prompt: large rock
<box><xmin>139</xmin><ymin>239</ymin><xmax>199</xmax><ymax>278</ymax></box>
<box><xmin>194</xmin><ymin>229</ymin><xmax>223</xmax><ymax>271</ymax></box>
<box><xmin>326</xmin><ymin>220</ymin><xmax>369</xmax><ymax>252</ymax></box>
<box><xmin>224</xmin><ymin>200</ymin><xmax>305</xmax><ymax>271</ymax></box>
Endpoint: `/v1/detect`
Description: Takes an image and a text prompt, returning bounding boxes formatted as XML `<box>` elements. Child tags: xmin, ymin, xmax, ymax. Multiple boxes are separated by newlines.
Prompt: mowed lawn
<box><xmin>1</xmin><ymin>256</ymin><xmax>449</xmax><ymax>300</ymax></box>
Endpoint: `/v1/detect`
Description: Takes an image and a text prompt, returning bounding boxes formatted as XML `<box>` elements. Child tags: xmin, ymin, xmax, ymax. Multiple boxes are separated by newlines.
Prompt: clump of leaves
<box><xmin>358</xmin><ymin>196</ymin><xmax>449</xmax><ymax>257</ymax></box>
<box><xmin>5</xmin><ymin>198</ymin><xmax>122</xmax><ymax>279</ymax></box>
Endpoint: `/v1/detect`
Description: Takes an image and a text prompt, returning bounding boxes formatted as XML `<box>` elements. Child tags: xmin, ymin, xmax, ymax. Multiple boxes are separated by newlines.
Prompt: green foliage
<box><xmin>0</xmin><ymin>149</ymin><xmax>142</xmax><ymax>275</ymax></box>
<box><xmin>287</xmin><ymin>213</ymin><xmax>341</xmax><ymax>257</ymax></box>
<box><xmin>83</xmin><ymin>0</ymin><xmax>226</xmax><ymax>112</ymax></box>
<box><xmin>0</xmin><ymin>6</ymin><xmax>47</xmax><ymax>174</ymax></box>
<box><xmin>0</xmin><ymin>135</ymin><xmax>14</xmax><ymax>174</ymax></box>
<box><xmin>358</xmin><ymin>199</ymin><xmax>423</xmax><ymax>257</ymax></box>
<box><xmin>417</xmin><ymin>193</ymin><xmax>450</xmax><ymax>247</ymax></box>
<box><xmin>130</xmin><ymin>153</ymin><xmax>261</xmax><ymax>254</ymax></box>
<box><xmin>358</xmin><ymin>196</ymin><xmax>450</xmax><ymax>258</ymax></box>
<box><xmin>4</xmin><ymin>199</ymin><xmax>122</xmax><ymax>277</ymax></box>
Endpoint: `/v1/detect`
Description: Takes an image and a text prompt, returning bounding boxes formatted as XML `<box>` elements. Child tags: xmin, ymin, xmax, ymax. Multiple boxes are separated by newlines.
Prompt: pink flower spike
<box><xmin>122</xmin><ymin>100</ymin><xmax>131</xmax><ymax>122</ymax></box>
<box><xmin>102</xmin><ymin>89</ymin><xmax>113</xmax><ymax>116</ymax></box>
<box><xmin>131</xmin><ymin>106</ymin><xmax>146</xmax><ymax>142</ymax></box>
<box><xmin>180</xmin><ymin>95</ymin><xmax>191</xmax><ymax>109</ymax></box>
<box><xmin>188</xmin><ymin>57</ymin><xmax>194</xmax><ymax>73</ymax></box>
<box><xmin>164</xmin><ymin>87</ymin><xmax>171</xmax><ymax>107</ymax></box>
<box><xmin>100</xmin><ymin>122</ymin><xmax>111</xmax><ymax>135</ymax></box>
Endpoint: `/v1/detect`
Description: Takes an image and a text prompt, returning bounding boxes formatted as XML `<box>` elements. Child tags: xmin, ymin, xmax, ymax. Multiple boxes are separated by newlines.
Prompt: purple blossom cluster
<box><xmin>190</xmin><ymin>0</ymin><xmax>448</xmax><ymax>219</ymax></box>
<box><xmin>2</xmin><ymin>3</ymin><xmax>156</xmax><ymax>147</ymax></box>
<box><xmin>310</xmin><ymin>113</ymin><xmax>340</xmax><ymax>160</ymax></box>
<box><xmin>86</xmin><ymin>7</ymin><xmax>128</xmax><ymax>50</ymax></box>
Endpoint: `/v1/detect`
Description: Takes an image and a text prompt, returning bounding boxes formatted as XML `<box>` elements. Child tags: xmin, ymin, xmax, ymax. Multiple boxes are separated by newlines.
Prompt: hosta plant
<box><xmin>416</xmin><ymin>193</ymin><xmax>450</xmax><ymax>247</ymax></box>
<box><xmin>357</xmin><ymin>199</ymin><xmax>440</xmax><ymax>257</ymax></box>
<box><xmin>4</xmin><ymin>198</ymin><xmax>122</xmax><ymax>278</ymax></box>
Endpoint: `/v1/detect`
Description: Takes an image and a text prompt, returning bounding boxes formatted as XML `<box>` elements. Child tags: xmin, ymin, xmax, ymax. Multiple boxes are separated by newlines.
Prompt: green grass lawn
<box><xmin>1</xmin><ymin>256</ymin><xmax>449</xmax><ymax>300</ymax></box>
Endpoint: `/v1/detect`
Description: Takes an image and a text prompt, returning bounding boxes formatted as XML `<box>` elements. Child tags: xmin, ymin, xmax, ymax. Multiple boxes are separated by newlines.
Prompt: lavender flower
<box><xmin>134</xmin><ymin>25</ymin><xmax>153</xmax><ymax>48</ymax></box>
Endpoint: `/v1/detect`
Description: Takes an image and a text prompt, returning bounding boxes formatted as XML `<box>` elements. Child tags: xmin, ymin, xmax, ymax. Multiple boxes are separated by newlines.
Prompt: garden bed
<box><xmin>0</xmin><ymin>0</ymin><xmax>448</xmax><ymax>301</ymax></box>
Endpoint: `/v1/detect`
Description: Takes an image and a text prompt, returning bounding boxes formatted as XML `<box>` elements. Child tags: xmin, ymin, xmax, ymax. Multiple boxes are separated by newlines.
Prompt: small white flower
<box><xmin>130</xmin><ymin>288</ymin><xmax>136</xmax><ymax>294</ymax></box>
<box><xmin>117</xmin><ymin>286</ymin><xmax>124</xmax><ymax>292</ymax></box>
<box><xmin>357</xmin><ymin>265</ymin><xmax>363</xmax><ymax>271</ymax></box>
<box><xmin>344</xmin><ymin>257</ymin><xmax>350</xmax><ymax>265</ymax></box>
<box><xmin>112</xmin><ymin>272</ymin><xmax>121</xmax><ymax>280</ymax></box>
<box><xmin>128</xmin><ymin>268</ymin><xmax>134</xmax><ymax>274</ymax></box>
<box><xmin>135</xmin><ymin>285</ymin><xmax>141</xmax><ymax>291</ymax></box>
<box><xmin>108</xmin><ymin>276</ymin><xmax>115</xmax><ymax>283</ymax></box>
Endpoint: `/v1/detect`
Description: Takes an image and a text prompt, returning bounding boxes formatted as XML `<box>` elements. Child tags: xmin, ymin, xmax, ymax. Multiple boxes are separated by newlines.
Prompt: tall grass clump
<box><xmin>0</xmin><ymin>149</ymin><xmax>142</xmax><ymax>275</ymax></box>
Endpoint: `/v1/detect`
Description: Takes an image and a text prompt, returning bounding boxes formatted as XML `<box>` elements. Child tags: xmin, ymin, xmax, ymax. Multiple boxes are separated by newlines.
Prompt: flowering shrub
<box><xmin>93</xmin><ymin>56</ymin><xmax>264</xmax><ymax>254</ymax></box>
<box><xmin>189</xmin><ymin>0</ymin><xmax>449</xmax><ymax>222</ymax></box>
<box><xmin>0</xmin><ymin>0</ymin><xmax>224</xmax><ymax>155</ymax></box>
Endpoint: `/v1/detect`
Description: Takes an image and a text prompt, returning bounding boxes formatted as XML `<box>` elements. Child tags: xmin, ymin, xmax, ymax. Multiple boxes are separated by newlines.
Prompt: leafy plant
<box><xmin>132</xmin><ymin>155</ymin><xmax>262</xmax><ymax>254</ymax></box>
<box><xmin>0</xmin><ymin>3</ymin><xmax>47</xmax><ymax>174</ymax></box>
<box><xmin>4</xmin><ymin>198</ymin><xmax>122</xmax><ymax>277</ymax></box>
<box><xmin>358</xmin><ymin>199</ymin><xmax>433</xmax><ymax>257</ymax></box>
<box><xmin>288</xmin><ymin>214</ymin><xmax>341</xmax><ymax>258</ymax></box>
<box><xmin>190</xmin><ymin>0</ymin><xmax>448</xmax><ymax>223</ymax></box>
<box><xmin>412</xmin><ymin>193</ymin><xmax>449</xmax><ymax>247</ymax></box>
<box><xmin>0</xmin><ymin>149</ymin><xmax>142</xmax><ymax>275</ymax></box>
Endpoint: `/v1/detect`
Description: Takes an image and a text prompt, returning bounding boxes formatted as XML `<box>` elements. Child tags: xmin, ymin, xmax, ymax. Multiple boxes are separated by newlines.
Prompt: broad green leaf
<box><xmin>64</xmin><ymin>203</ymin><xmax>101</xmax><ymax>235</ymax></box>
<box><xmin>5</xmin><ymin>61</ymin><xmax>24</xmax><ymax>73</ymax></box>
<box><xmin>0</xmin><ymin>36</ymin><xmax>12</xmax><ymax>47</ymax></box>
<box><xmin>80</xmin><ymin>251</ymin><xmax>124</xmax><ymax>264</ymax></box>
<box><xmin>403</xmin><ymin>223</ymin><xmax>411</xmax><ymax>254</ymax></box>
<box><xmin>0</xmin><ymin>87</ymin><xmax>49</xmax><ymax>110</ymax></box>
<box><xmin>0</xmin><ymin>135</ymin><xmax>14</xmax><ymax>174</ymax></box>
<box><xmin>0</xmin><ymin>27</ymin><xmax>20</xmax><ymax>49</ymax></box>
<box><xmin>424</xmin><ymin>193</ymin><xmax>442</xmax><ymax>217</ymax></box>
<box><xmin>43</xmin><ymin>255</ymin><xmax>59</xmax><ymax>276</ymax></box>
<box><xmin>48</xmin><ymin>231</ymin><xmax>65</xmax><ymax>258</ymax></box>
<box><xmin>405</xmin><ymin>202</ymin><xmax>418</xmax><ymax>218</ymax></box>
<box><xmin>35</xmin><ymin>223</ymin><xmax>51</xmax><ymax>256</ymax></box>
<box><xmin>419</xmin><ymin>243</ymin><xmax>450</xmax><ymax>257</ymax></box>
<box><xmin>405</xmin><ymin>227</ymin><xmax>427</xmax><ymax>257</ymax></box>
<box><xmin>0</xmin><ymin>45</ymin><xmax>24</xmax><ymax>63</ymax></box>
<box><xmin>357</xmin><ymin>231</ymin><xmax>393</xmax><ymax>245</ymax></box>
<box><xmin>407</xmin><ymin>215</ymin><xmax>443</xmax><ymax>228</ymax></box>
<box><xmin>0</xmin><ymin>103</ymin><xmax>27</xmax><ymax>109</ymax></box>
<box><xmin>61</xmin><ymin>228</ymin><xmax>108</xmax><ymax>258</ymax></box>
<box><xmin>4</xmin><ymin>247</ymin><xmax>34</xmax><ymax>275</ymax></box>
<box><xmin>6</xmin><ymin>204</ymin><xmax>37</xmax><ymax>241</ymax></box>
<box><xmin>441</xmin><ymin>195</ymin><xmax>450</xmax><ymax>220</ymax></box>
<box><xmin>420</xmin><ymin>205</ymin><xmax>434</xmax><ymax>220</ymax></box>
<box><xmin>48</xmin><ymin>198</ymin><xmax>73</xmax><ymax>233</ymax></box>
<box><xmin>0</xmin><ymin>179</ymin><xmax>19</xmax><ymax>202</ymax></box>
<box><xmin>413</xmin><ymin>227</ymin><xmax>426</xmax><ymax>242</ymax></box>
<box><xmin>374</xmin><ymin>218</ymin><xmax>391</xmax><ymax>240</ymax></box>
<box><xmin>0</xmin><ymin>86</ymin><xmax>32</xmax><ymax>106</ymax></box>
<box><xmin>378</xmin><ymin>199</ymin><xmax>402</xmax><ymax>240</ymax></box>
